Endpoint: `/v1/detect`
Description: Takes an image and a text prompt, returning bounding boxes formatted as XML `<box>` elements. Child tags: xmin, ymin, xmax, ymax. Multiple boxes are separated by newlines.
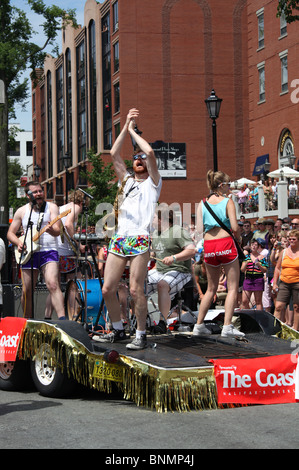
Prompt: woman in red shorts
<box><xmin>193</xmin><ymin>170</ymin><xmax>244</xmax><ymax>338</ymax></box>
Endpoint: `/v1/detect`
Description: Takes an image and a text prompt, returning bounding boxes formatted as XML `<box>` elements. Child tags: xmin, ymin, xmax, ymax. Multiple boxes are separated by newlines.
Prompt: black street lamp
<box><xmin>205</xmin><ymin>89</ymin><xmax>222</xmax><ymax>172</ymax></box>
<box><xmin>34</xmin><ymin>164</ymin><xmax>41</xmax><ymax>180</ymax></box>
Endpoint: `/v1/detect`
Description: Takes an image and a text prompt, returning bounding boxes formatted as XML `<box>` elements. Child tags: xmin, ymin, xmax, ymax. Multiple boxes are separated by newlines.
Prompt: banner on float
<box><xmin>211</xmin><ymin>354</ymin><xmax>298</xmax><ymax>405</ymax></box>
<box><xmin>0</xmin><ymin>317</ymin><xmax>27</xmax><ymax>362</ymax></box>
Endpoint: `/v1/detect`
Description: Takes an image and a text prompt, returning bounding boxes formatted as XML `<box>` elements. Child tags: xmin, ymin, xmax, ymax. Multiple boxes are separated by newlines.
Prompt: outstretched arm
<box><xmin>110</xmin><ymin>108</ymin><xmax>140</xmax><ymax>181</ymax></box>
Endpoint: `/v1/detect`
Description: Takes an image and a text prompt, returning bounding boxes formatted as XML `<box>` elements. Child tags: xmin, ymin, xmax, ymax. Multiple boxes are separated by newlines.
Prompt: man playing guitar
<box><xmin>7</xmin><ymin>181</ymin><xmax>66</xmax><ymax>319</ymax></box>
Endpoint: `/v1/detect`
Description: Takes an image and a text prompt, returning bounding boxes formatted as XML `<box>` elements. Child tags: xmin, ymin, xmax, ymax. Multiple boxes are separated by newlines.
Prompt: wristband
<box><xmin>172</xmin><ymin>255</ymin><xmax>176</xmax><ymax>262</ymax></box>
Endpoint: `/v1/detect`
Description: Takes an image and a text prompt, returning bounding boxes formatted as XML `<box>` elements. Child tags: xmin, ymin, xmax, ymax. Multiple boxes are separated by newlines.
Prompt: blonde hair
<box><xmin>206</xmin><ymin>170</ymin><xmax>230</xmax><ymax>191</ymax></box>
<box><xmin>68</xmin><ymin>189</ymin><xmax>85</xmax><ymax>205</ymax></box>
<box><xmin>288</xmin><ymin>229</ymin><xmax>299</xmax><ymax>240</ymax></box>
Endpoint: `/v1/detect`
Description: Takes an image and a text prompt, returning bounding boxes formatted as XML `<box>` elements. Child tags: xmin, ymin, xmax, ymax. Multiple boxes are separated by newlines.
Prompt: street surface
<box><xmin>0</xmin><ymin>387</ymin><xmax>298</xmax><ymax>450</ymax></box>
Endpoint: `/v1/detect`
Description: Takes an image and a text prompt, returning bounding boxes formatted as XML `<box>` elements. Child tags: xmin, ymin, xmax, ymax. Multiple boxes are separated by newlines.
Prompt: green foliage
<box><xmin>7</xmin><ymin>158</ymin><xmax>27</xmax><ymax>211</ymax></box>
<box><xmin>83</xmin><ymin>151</ymin><xmax>118</xmax><ymax>226</ymax></box>
<box><xmin>277</xmin><ymin>0</ymin><xmax>299</xmax><ymax>23</ymax></box>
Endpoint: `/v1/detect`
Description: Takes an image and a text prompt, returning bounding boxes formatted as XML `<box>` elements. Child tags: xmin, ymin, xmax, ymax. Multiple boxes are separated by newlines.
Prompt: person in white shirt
<box><xmin>288</xmin><ymin>179</ymin><xmax>297</xmax><ymax>199</ymax></box>
<box><xmin>0</xmin><ymin>237</ymin><xmax>5</xmax><ymax>315</ymax></box>
<box><xmin>99</xmin><ymin>108</ymin><xmax>162</xmax><ymax>350</ymax></box>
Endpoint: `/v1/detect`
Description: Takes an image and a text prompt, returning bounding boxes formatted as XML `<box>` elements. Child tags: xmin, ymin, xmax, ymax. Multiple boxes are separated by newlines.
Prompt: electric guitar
<box><xmin>15</xmin><ymin>209</ymin><xmax>71</xmax><ymax>265</ymax></box>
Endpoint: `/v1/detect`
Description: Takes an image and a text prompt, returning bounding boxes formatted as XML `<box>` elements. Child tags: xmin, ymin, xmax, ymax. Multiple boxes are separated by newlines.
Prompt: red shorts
<box><xmin>203</xmin><ymin>237</ymin><xmax>238</xmax><ymax>267</ymax></box>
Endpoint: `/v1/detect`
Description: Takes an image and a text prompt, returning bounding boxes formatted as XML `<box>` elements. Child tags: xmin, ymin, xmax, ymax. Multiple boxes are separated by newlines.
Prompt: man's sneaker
<box><xmin>221</xmin><ymin>324</ymin><xmax>245</xmax><ymax>338</ymax></box>
<box><xmin>126</xmin><ymin>334</ymin><xmax>147</xmax><ymax>350</ymax></box>
<box><xmin>94</xmin><ymin>329</ymin><xmax>127</xmax><ymax>343</ymax></box>
<box><xmin>193</xmin><ymin>323</ymin><xmax>212</xmax><ymax>336</ymax></box>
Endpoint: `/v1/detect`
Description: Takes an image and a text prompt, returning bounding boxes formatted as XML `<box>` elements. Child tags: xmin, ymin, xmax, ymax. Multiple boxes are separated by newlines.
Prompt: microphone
<box><xmin>27</xmin><ymin>190</ymin><xmax>37</xmax><ymax>205</ymax></box>
<box><xmin>78</xmin><ymin>187</ymin><xmax>94</xmax><ymax>199</ymax></box>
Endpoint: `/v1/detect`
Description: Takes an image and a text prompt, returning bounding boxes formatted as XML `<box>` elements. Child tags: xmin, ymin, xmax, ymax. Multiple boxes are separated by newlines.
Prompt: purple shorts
<box><xmin>21</xmin><ymin>250</ymin><xmax>59</xmax><ymax>270</ymax></box>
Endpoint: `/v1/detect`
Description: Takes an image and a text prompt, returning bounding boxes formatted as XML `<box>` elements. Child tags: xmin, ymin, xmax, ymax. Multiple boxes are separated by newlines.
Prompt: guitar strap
<box><xmin>36</xmin><ymin>201</ymin><xmax>46</xmax><ymax>232</ymax></box>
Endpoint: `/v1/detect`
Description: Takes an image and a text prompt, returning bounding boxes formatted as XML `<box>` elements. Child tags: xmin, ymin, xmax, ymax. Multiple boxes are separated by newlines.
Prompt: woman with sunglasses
<box><xmin>272</xmin><ymin>230</ymin><xmax>299</xmax><ymax>331</ymax></box>
<box><xmin>100</xmin><ymin>108</ymin><xmax>162</xmax><ymax>350</ymax></box>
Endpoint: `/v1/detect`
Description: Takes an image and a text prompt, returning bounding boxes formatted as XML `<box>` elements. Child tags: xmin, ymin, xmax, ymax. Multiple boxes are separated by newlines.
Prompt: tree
<box><xmin>83</xmin><ymin>151</ymin><xmax>118</xmax><ymax>227</ymax></box>
<box><xmin>0</xmin><ymin>0</ymin><xmax>77</xmax><ymax>223</ymax></box>
<box><xmin>277</xmin><ymin>0</ymin><xmax>299</xmax><ymax>23</ymax></box>
<box><xmin>8</xmin><ymin>159</ymin><xmax>27</xmax><ymax>211</ymax></box>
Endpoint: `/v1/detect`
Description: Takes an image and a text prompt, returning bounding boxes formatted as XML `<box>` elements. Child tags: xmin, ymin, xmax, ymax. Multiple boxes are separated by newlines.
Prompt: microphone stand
<box><xmin>18</xmin><ymin>202</ymin><xmax>36</xmax><ymax>318</ymax></box>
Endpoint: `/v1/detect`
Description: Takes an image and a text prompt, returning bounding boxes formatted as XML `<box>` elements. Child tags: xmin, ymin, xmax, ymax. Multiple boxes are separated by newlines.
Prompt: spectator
<box><xmin>288</xmin><ymin>179</ymin><xmax>297</xmax><ymax>200</ymax></box>
<box><xmin>291</xmin><ymin>218</ymin><xmax>299</xmax><ymax>230</ymax></box>
<box><xmin>274</xmin><ymin>219</ymin><xmax>283</xmax><ymax>233</ymax></box>
<box><xmin>252</xmin><ymin>218</ymin><xmax>268</xmax><ymax>244</ymax></box>
<box><xmin>241</xmin><ymin>220</ymin><xmax>253</xmax><ymax>248</ymax></box>
<box><xmin>241</xmin><ymin>239</ymin><xmax>268</xmax><ymax>311</ymax></box>
<box><xmin>237</xmin><ymin>184</ymin><xmax>248</xmax><ymax>213</ymax></box>
<box><xmin>0</xmin><ymin>237</ymin><xmax>5</xmax><ymax>315</ymax></box>
<box><xmin>272</xmin><ymin>229</ymin><xmax>299</xmax><ymax>331</ymax></box>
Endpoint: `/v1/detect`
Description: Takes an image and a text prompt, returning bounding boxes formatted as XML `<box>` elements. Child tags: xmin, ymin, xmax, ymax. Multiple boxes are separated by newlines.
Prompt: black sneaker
<box><xmin>151</xmin><ymin>320</ymin><xmax>167</xmax><ymax>334</ymax></box>
<box><xmin>126</xmin><ymin>334</ymin><xmax>147</xmax><ymax>350</ymax></box>
<box><xmin>94</xmin><ymin>329</ymin><xmax>127</xmax><ymax>343</ymax></box>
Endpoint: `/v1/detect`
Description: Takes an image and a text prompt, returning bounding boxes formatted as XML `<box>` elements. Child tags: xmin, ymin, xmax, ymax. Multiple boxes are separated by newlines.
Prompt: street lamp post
<box><xmin>205</xmin><ymin>89</ymin><xmax>222</xmax><ymax>172</ymax></box>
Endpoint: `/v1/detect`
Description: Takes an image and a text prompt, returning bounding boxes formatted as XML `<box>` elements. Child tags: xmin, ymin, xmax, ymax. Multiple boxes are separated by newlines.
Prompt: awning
<box><xmin>252</xmin><ymin>154</ymin><xmax>269</xmax><ymax>176</ymax></box>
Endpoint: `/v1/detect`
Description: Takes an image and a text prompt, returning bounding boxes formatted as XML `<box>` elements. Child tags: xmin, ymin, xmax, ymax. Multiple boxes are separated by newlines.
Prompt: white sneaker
<box><xmin>221</xmin><ymin>324</ymin><xmax>245</xmax><ymax>338</ymax></box>
<box><xmin>193</xmin><ymin>323</ymin><xmax>212</xmax><ymax>336</ymax></box>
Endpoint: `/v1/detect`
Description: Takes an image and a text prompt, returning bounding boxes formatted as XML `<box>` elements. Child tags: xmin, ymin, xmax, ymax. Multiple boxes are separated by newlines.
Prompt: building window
<box><xmin>8</xmin><ymin>140</ymin><xmax>20</xmax><ymax>156</ymax></box>
<box><xmin>257</xmin><ymin>9</ymin><xmax>264</xmax><ymax>49</ymax></box>
<box><xmin>102</xmin><ymin>12</ymin><xmax>112</xmax><ymax>150</ymax></box>
<box><xmin>114</xmin><ymin>81</ymin><xmax>120</xmax><ymax>113</ymax></box>
<box><xmin>65</xmin><ymin>48</ymin><xmax>72</xmax><ymax>164</ymax></box>
<box><xmin>89</xmin><ymin>20</ymin><xmax>97</xmax><ymax>150</ymax></box>
<box><xmin>47</xmin><ymin>71</ymin><xmax>53</xmax><ymax>178</ymax></box>
<box><xmin>26</xmin><ymin>141</ymin><xmax>33</xmax><ymax>157</ymax></box>
<box><xmin>279</xmin><ymin>50</ymin><xmax>288</xmax><ymax>93</ymax></box>
<box><xmin>77</xmin><ymin>40</ymin><xmax>87</xmax><ymax>161</ymax></box>
<box><xmin>113</xmin><ymin>1</ymin><xmax>118</xmax><ymax>32</ymax></box>
<box><xmin>114</xmin><ymin>121</ymin><xmax>120</xmax><ymax>139</ymax></box>
<box><xmin>113</xmin><ymin>41</ymin><xmax>119</xmax><ymax>73</ymax></box>
<box><xmin>280</xmin><ymin>11</ymin><xmax>287</xmax><ymax>37</ymax></box>
<box><xmin>257</xmin><ymin>62</ymin><xmax>265</xmax><ymax>102</ymax></box>
<box><xmin>56</xmin><ymin>65</ymin><xmax>64</xmax><ymax>172</ymax></box>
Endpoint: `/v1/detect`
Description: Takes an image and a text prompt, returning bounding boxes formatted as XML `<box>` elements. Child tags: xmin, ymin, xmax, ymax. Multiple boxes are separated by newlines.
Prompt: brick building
<box><xmin>32</xmin><ymin>0</ymin><xmax>299</xmax><ymax>218</ymax></box>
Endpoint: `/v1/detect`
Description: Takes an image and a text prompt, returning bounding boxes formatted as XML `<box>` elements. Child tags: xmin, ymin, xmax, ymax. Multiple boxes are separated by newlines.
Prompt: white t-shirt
<box><xmin>117</xmin><ymin>174</ymin><xmax>162</xmax><ymax>237</ymax></box>
<box><xmin>22</xmin><ymin>202</ymin><xmax>59</xmax><ymax>252</ymax></box>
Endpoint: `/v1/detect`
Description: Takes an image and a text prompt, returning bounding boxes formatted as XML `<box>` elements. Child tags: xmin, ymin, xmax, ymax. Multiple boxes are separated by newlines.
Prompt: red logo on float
<box><xmin>0</xmin><ymin>317</ymin><xmax>27</xmax><ymax>362</ymax></box>
<box><xmin>211</xmin><ymin>354</ymin><xmax>298</xmax><ymax>405</ymax></box>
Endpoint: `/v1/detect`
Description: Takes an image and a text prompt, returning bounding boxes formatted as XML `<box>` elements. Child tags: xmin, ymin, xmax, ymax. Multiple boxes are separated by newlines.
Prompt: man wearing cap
<box><xmin>252</xmin><ymin>218</ymin><xmax>268</xmax><ymax>245</ymax></box>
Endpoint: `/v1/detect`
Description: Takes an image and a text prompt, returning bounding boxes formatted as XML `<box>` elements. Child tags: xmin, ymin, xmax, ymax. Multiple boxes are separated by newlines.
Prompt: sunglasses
<box><xmin>133</xmin><ymin>153</ymin><xmax>147</xmax><ymax>160</ymax></box>
<box><xmin>288</xmin><ymin>238</ymin><xmax>298</xmax><ymax>241</ymax></box>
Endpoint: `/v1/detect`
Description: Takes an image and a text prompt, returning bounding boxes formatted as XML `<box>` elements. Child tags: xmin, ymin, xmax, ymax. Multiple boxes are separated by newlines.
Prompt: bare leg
<box><xmin>42</xmin><ymin>262</ymin><xmax>65</xmax><ymax>318</ymax></box>
<box><xmin>20</xmin><ymin>268</ymin><xmax>39</xmax><ymax>318</ymax></box>
<box><xmin>102</xmin><ymin>253</ymin><xmax>127</xmax><ymax>323</ymax></box>
<box><xmin>129</xmin><ymin>251</ymin><xmax>150</xmax><ymax>331</ymax></box>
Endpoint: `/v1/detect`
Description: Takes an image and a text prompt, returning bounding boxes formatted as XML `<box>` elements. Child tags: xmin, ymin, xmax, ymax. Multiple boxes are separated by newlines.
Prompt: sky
<box><xmin>9</xmin><ymin>0</ymin><xmax>86</xmax><ymax>131</ymax></box>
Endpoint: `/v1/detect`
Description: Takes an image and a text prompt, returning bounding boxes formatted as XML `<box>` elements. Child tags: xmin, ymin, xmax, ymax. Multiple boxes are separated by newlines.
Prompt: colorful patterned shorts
<box><xmin>59</xmin><ymin>255</ymin><xmax>76</xmax><ymax>274</ymax></box>
<box><xmin>108</xmin><ymin>235</ymin><xmax>149</xmax><ymax>257</ymax></box>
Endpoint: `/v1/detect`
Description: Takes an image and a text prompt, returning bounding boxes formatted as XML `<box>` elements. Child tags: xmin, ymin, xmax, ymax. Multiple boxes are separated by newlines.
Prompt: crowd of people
<box><xmin>2</xmin><ymin>108</ymin><xmax>299</xmax><ymax>351</ymax></box>
<box><xmin>236</xmin><ymin>177</ymin><xmax>298</xmax><ymax>213</ymax></box>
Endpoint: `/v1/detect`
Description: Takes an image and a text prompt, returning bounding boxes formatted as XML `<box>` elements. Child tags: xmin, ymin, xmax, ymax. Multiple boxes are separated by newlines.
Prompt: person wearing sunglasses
<box><xmin>272</xmin><ymin>230</ymin><xmax>299</xmax><ymax>331</ymax></box>
<box><xmin>99</xmin><ymin>108</ymin><xmax>162</xmax><ymax>350</ymax></box>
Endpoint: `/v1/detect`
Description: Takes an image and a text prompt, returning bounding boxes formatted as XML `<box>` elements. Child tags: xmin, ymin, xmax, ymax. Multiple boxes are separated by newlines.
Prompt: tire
<box><xmin>0</xmin><ymin>359</ymin><xmax>32</xmax><ymax>391</ymax></box>
<box><xmin>30</xmin><ymin>343</ymin><xmax>77</xmax><ymax>398</ymax></box>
